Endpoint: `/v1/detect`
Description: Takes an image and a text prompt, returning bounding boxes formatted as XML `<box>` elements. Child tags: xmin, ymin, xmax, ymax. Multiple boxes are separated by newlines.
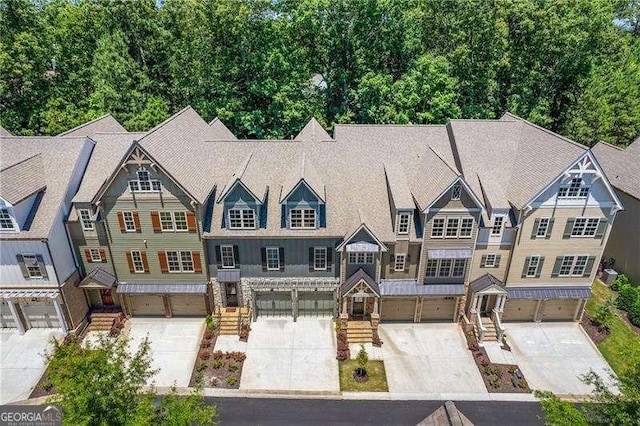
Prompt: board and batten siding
<box><xmin>0</xmin><ymin>240</ymin><xmax>58</xmax><ymax>286</ymax></box>
<box><xmin>602</xmin><ymin>191</ymin><xmax>640</xmax><ymax>284</ymax></box>
<box><xmin>46</xmin><ymin>208</ymin><xmax>78</xmax><ymax>283</ymax></box>
<box><xmin>381</xmin><ymin>243</ymin><xmax>421</xmax><ymax>279</ymax></box>
<box><xmin>207</xmin><ymin>238</ymin><xmax>340</xmax><ymax>278</ymax></box>
<box><xmin>102</xmin><ymin>166</ymin><xmax>206</xmax><ymax>283</ymax></box>
<box><xmin>507</xmin><ymin>206</ymin><xmax>612</xmax><ymax>286</ymax></box>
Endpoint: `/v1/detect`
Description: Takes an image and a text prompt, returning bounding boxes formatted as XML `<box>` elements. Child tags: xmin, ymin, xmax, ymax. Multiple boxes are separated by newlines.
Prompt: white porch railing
<box><xmin>475</xmin><ymin>310</ymin><xmax>486</xmax><ymax>342</ymax></box>
<box><xmin>492</xmin><ymin>308</ymin><xmax>505</xmax><ymax>342</ymax></box>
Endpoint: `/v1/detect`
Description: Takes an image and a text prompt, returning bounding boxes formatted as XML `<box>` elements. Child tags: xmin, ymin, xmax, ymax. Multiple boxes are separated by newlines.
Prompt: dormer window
<box><xmin>228</xmin><ymin>208</ymin><xmax>256</xmax><ymax>229</ymax></box>
<box><xmin>79</xmin><ymin>209</ymin><xmax>94</xmax><ymax>231</ymax></box>
<box><xmin>451</xmin><ymin>184</ymin><xmax>461</xmax><ymax>201</ymax></box>
<box><xmin>129</xmin><ymin>168</ymin><xmax>161</xmax><ymax>193</ymax></box>
<box><xmin>558</xmin><ymin>177</ymin><xmax>589</xmax><ymax>198</ymax></box>
<box><xmin>290</xmin><ymin>208</ymin><xmax>316</xmax><ymax>229</ymax></box>
<box><xmin>397</xmin><ymin>213</ymin><xmax>411</xmax><ymax>235</ymax></box>
<box><xmin>0</xmin><ymin>208</ymin><xmax>15</xmax><ymax>230</ymax></box>
<box><xmin>491</xmin><ymin>216</ymin><xmax>504</xmax><ymax>236</ymax></box>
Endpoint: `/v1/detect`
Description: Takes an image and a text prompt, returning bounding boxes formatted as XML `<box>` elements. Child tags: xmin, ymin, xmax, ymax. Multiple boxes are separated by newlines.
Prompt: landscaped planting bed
<box><xmin>338</xmin><ymin>359</ymin><xmax>389</xmax><ymax>392</ymax></box>
<box><xmin>464</xmin><ymin>324</ymin><xmax>531</xmax><ymax>393</ymax></box>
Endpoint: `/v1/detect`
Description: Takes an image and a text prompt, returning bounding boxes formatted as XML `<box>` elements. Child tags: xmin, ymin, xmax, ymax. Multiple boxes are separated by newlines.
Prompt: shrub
<box><xmin>196</xmin><ymin>362</ymin><xmax>207</xmax><ymax>373</ymax></box>
<box><xmin>628</xmin><ymin>301</ymin><xmax>640</xmax><ymax>327</ymax></box>
<box><xmin>226</xmin><ymin>376</ymin><xmax>237</xmax><ymax>386</ymax></box>
<box><xmin>228</xmin><ymin>364</ymin><xmax>238</xmax><ymax>373</ymax></box>
<box><xmin>356</xmin><ymin>345</ymin><xmax>368</xmax><ymax>368</ymax></box>
<box><xmin>205</xmin><ymin>315</ymin><xmax>217</xmax><ymax>330</ymax></box>
<box><xmin>213</xmin><ymin>360</ymin><xmax>223</xmax><ymax>369</ymax></box>
<box><xmin>203</xmin><ymin>330</ymin><xmax>215</xmax><ymax>340</ymax></box>
<box><xmin>468</xmin><ymin>341</ymin><xmax>480</xmax><ymax>352</ymax></box>
<box><xmin>212</xmin><ymin>351</ymin><xmax>224</xmax><ymax>360</ymax></box>
<box><xmin>611</xmin><ymin>274</ymin><xmax>631</xmax><ymax>291</ymax></box>
<box><xmin>489</xmin><ymin>378</ymin><xmax>500</xmax><ymax>388</ymax></box>
<box><xmin>617</xmin><ymin>284</ymin><xmax>640</xmax><ymax>312</ymax></box>
<box><xmin>229</xmin><ymin>351</ymin><xmax>246</xmax><ymax>362</ymax></box>
<box><xmin>593</xmin><ymin>295</ymin><xmax>617</xmax><ymax>331</ymax></box>
<box><xmin>200</xmin><ymin>341</ymin><xmax>210</xmax><ymax>350</ymax></box>
<box><xmin>199</xmin><ymin>350</ymin><xmax>210</xmax><ymax>361</ymax></box>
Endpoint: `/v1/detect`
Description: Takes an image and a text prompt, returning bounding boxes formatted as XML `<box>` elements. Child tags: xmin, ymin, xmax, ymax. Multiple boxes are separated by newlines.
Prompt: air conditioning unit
<box><xmin>602</xmin><ymin>269</ymin><xmax>618</xmax><ymax>285</ymax></box>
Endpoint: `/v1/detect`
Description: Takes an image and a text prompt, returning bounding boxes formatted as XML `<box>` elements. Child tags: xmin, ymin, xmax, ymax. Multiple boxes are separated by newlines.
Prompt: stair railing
<box><xmin>475</xmin><ymin>311</ymin><xmax>486</xmax><ymax>342</ymax></box>
<box><xmin>492</xmin><ymin>308</ymin><xmax>505</xmax><ymax>342</ymax></box>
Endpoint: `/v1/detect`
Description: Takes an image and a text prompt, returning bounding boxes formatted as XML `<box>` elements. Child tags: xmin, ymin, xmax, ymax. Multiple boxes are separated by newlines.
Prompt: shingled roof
<box><xmin>0</xmin><ymin>125</ymin><xmax>12</xmax><ymax>136</ymax></box>
<box><xmin>294</xmin><ymin>118</ymin><xmax>332</xmax><ymax>142</ymax></box>
<box><xmin>592</xmin><ymin>139</ymin><xmax>640</xmax><ymax>199</ymax></box>
<box><xmin>59</xmin><ymin>114</ymin><xmax>126</xmax><ymax>137</ymax></box>
<box><xmin>0</xmin><ymin>154</ymin><xmax>46</xmax><ymax>204</ymax></box>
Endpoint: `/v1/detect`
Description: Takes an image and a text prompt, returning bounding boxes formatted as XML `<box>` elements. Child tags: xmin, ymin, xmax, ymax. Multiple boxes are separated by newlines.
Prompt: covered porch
<box><xmin>468</xmin><ymin>274</ymin><xmax>508</xmax><ymax>342</ymax></box>
<box><xmin>79</xmin><ymin>268</ymin><xmax>119</xmax><ymax>309</ymax></box>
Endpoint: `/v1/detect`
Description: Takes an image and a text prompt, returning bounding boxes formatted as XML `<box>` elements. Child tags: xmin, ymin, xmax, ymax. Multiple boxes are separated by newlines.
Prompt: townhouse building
<box><xmin>0</xmin><ymin>116</ymin><xmax>125</xmax><ymax>334</ymax></box>
<box><xmin>592</xmin><ymin>138</ymin><xmax>640</xmax><ymax>284</ymax></box>
<box><xmin>3</xmin><ymin>108</ymin><xmax>624</xmax><ymax>342</ymax></box>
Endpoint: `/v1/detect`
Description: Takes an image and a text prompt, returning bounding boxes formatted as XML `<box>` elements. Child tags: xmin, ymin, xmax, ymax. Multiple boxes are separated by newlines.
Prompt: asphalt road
<box><xmin>205</xmin><ymin>397</ymin><xmax>544</xmax><ymax>426</ymax></box>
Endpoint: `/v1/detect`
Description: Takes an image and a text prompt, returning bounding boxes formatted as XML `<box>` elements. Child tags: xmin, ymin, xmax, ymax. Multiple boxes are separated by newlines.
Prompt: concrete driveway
<box><xmin>506</xmin><ymin>323</ymin><xmax>614</xmax><ymax>396</ymax></box>
<box><xmin>125</xmin><ymin>317</ymin><xmax>204</xmax><ymax>387</ymax></box>
<box><xmin>379</xmin><ymin>323</ymin><xmax>486</xmax><ymax>394</ymax></box>
<box><xmin>239</xmin><ymin>318</ymin><xmax>339</xmax><ymax>393</ymax></box>
<box><xmin>0</xmin><ymin>329</ymin><xmax>63</xmax><ymax>404</ymax></box>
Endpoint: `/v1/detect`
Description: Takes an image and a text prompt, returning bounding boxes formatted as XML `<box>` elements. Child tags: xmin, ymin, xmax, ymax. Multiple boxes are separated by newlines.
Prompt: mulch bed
<box><xmin>188</xmin><ymin>327</ymin><xmax>246</xmax><ymax>389</ymax></box>
<box><xmin>29</xmin><ymin>369</ymin><xmax>55</xmax><ymax>399</ymax></box>
<box><xmin>463</xmin><ymin>324</ymin><xmax>531</xmax><ymax>393</ymax></box>
<box><xmin>581</xmin><ymin>312</ymin><xmax>610</xmax><ymax>345</ymax></box>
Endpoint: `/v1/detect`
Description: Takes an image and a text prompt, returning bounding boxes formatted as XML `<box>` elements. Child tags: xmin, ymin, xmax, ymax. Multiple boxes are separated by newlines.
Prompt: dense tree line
<box><xmin>1</xmin><ymin>0</ymin><xmax>639</xmax><ymax>146</ymax></box>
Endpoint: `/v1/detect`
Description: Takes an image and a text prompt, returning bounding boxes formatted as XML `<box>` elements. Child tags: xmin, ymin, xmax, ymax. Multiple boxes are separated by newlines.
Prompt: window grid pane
<box><xmin>23</xmin><ymin>254</ymin><xmax>42</xmax><ymax>278</ymax></box>
<box><xmin>80</xmin><ymin>210</ymin><xmax>93</xmax><ymax>230</ymax></box>
<box><xmin>229</xmin><ymin>210</ymin><xmax>243</xmax><ymax>229</ymax></box>
<box><xmin>123</xmin><ymin>212</ymin><xmax>136</xmax><ymax>231</ymax></box>
<box><xmin>90</xmin><ymin>249</ymin><xmax>102</xmax><ymax>262</ymax></box>
<box><xmin>398</xmin><ymin>214</ymin><xmax>410</xmax><ymax>234</ymax></box>
<box><xmin>446</xmin><ymin>218</ymin><xmax>459</xmax><ymax>237</ymax></box>
<box><xmin>242</xmin><ymin>209</ymin><xmax>255</xmax><ymax>228</ymax></box>
<box><xmin>572</xmin><ymin>256</ymin><xmax>588</xmax><ymax>276</ymax></box>
<box><xmin>266</xmin><ymin>248</ymin><xmax>280</xmax><ymax>270</ymax></box>
<box><xmin>431</xmin><ymin>218</ymin><xmax>445</xmax><ymax>238</ymax></box>
<box><xmin>460</xmin><ymin>218</ymin><xmax>473</xmax><ymax>237</ymax></box>
<box><xmin>485</xmin><ymin>254</ymin><xmax>496</xmax><ymax>267</ymax></box>
<box><xmin>160</xmin><ymin>212</ymin><xmax>174</xmax><ymax>231</ymax></box>
<box><xmin>526</xmin><ymin>256</ymin><xmax>540</xmax><ymax>277</ymax></box>
<box><xmin>180</xmin><ymin>251</ymin><xmax>194</xmax><ymax>272</ymax></box>
<box><xmin>314</xmin><ymin>248</ymin><xmax>327</xmax><ymax>270</ymax></box>
<box><xmin>425</xmin><ymin>259</ymin><xmax>438</xmax><ymax>277</ymax></box>
<box><xmin>559</xmin><ymin>256</ymin><xmax>574</xmax><ymax>276</ymax></box>
<box><xmin>394</xmin><ymin>254</ymin><xmax>406</xmax><ymax>271</ymax></box>
<box><xmin>166</xmin><ymin>251</ymin><xmax>181</xmax><ymax>272</ymax></box>
<box><xmin>491</xmin><ymin>217</ymin><xmax>504</xmax><ymax>235</ymax></box>
<box><xmin>451</xmin><ymin>185</ymin><xmax>461</xmax><ymax>200</ymax></box>
<box><xmin>221</xmin><ymin>246</ymin><xmax>235</xmax><ymax>268</ymax></box>
<box><xmin>452</xmin><ymin>259</ymin><xmax>465</xmax><ymax>277</ymax></box>
<box><xmin>131</xmin><ymin>251</ymin><xmax>145</xmax><ymax>273</ymax></box>
<box><xmin>174</xmin><ymin>212</ymin><xmax>188</xmax><ymax>230</ymax></box>
<box><xmin>438</xmin><ymin>259</ymin><xmax>452</xmax><ymax>277</ymax></box>
<box><xmin>0</xmin><ymin>209</ymin><xmax>14</xmax><ymax>229</ymax></box>
<box><xmin>536</xmin><ymin>218</ymin><xmax>550</xmax><ymax>237</ymax></box>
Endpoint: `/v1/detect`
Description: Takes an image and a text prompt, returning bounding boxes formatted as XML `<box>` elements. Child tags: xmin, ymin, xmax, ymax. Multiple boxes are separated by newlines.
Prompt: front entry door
<box><xmin>352</xmin><ymin>298</ymin><xmax>365</xmax><ymax>316</ymax></box>
<box><xmin>479</xmin><ymin>295</ymin><xmax>489</xmax><ymax>314</ymax></box>
<box><xmin>225</xmin><ymin>283</ymin><xmax>238</xmax><ymax>307</ymax></box>
<box><xmin>100</xmin><ymin>289</ymin><xmax>114</xmax><ymax>306</ymax></box>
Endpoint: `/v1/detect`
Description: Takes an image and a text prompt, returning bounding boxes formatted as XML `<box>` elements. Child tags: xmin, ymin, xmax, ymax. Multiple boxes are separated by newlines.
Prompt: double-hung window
<box><xmin>129</xmin><ymin>168</ymin><xmax>161</xmax><ymax>193</ymax></box>
<box><xmin>23</xmin><ymin>254</ymin><xmax>43</xmax><ymax>278</ymax></box>
<box><xmin>397</xmin><ymin>213</ymin><xmax>410</xmax><ymax>235</ymax></box>
<box><xmin>228</xmin><ymin>209</ymin><xmax>255</xmax><ymax>229</ymax></box>
<box><xmin>131</xmin><ymin>250</ymin><xmax>145</xmax><ymax>273</ymax></box>
<box><xmin>571</xmin><ymin>218</ymin><xmax>600</xmax><ymax>237</ymax></box>
<box><xmin>425</xmin><ymin>259</ymin><xmax>438</xmax><ymax>277</ymax></box>
<box><xmin>558</xmin><ymin>177</ymin><xmax>589</xmax><ymax>198</ymax></box>
<box><xmin>266</xmin><ymin>247</ymin><xmax>280</xmax><ymax>270</ymax></box>
<box><xmin>160</xmin><ymin>211</ymin><xmax>188</xmax><ymax>232</ymax></box>
<box><xmin>348</xmin><ymin>252</ymin><xmax>374</xmax><ymax>264</ymax></box>
<box><xmin>290</xmin><ymin>208</ymin><xmax>316</xmax><ymax>229</ymax></box>
<box><xmin>535</xmin><ymin>218</ymin><xmax>550</xmax><ymax>237</ymax></box>
<box><xmin>220</xmin><ymin>246</ymin><xmax>235</xmax><ymax>268</ymax></box>
<box><xmin>559</xmin><ymin>255</ymin><xmax>589</xmax><ymax>276</ymax></box>
<box><xmin>459</xmin><ymin>218</ymin><xmax>474</xmax><ymax>238</ymax></box>
<box><xmin>452</xmin><ymin>259</ymin><xmax>466</xmax><ymax>277</ymax></box>
<box><xmin>431</xmin><ymin>218</ymin><xmax>445</xmax><ymax>238</ymax></box>
<box><xmin>445</xmin><ymin>218</ymin><xmax>460</xmax><ymax>238</ymax></box>
<box><xmin>79</xmin><ymin>209</ymin><xmax>94</xmax><ymax>230</ymax></box>
<box><xmin>0</xmin><ymin>209</ymin><xmax>15</xmax><ymax>230</ymax></box>
<box><xmin>90</xmin><ymin>248</ymin><xmax>102</xmax><ymax>262</ymax></box>
<box><xmin>166</xmin><ymin>250</ymin><xmax>194</xmax><ymax>273</ymax></box>
<box><xmin>491</xmin><ymin>216</ymin><xmax>504</xmax><ymax>236</ymax></box>
<box><xmin>122</xmin><ymin>211</ymin><xmax>136</xmax><ymax>232</ymax></box>
<box><xmin>314</xmin><ymin>247</ymin><xmax>327</xmax><ymax>270</ymax></box>
<box><xmin>438</xmin><ymin>259</ymin><xmax>452</xmax><ymax>277</ymax></box>
<box><xmin>526</xmin><ymin>256</ymin><xmax>541</xmax><ymax>277</ymax></box>
<box><xmin>394</xmin><ymin>254</ymin><xmax>406</xmax><ymax>272</ymax></box>
<box><xmin>484</xmin><ymin>254</ymin><xmax>497</xmax><ymax>267</ymax></box>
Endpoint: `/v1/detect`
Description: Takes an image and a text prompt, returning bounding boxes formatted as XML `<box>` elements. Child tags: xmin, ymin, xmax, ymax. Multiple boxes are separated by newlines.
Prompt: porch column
<box><xmin>500</xmin><ymin>295</ymin><xmax>507</xmax><ymax>311</ymax></box>
<box><xmin>7</xmin><ymin>300</ymin><xmax>25</xmax><ymax>335</ymax></box>
<box><xmin>373</xmin><ymin>297</ymin><xmax>379</xmax><ymax>314</ymax></box>
<box><xmin>342</xmin><ymin>297</ymin><xmax>348</xmax><ymax>315</ymax></box>
<box><xmin>471</xmin><ymin>295</ymin><xmax>479</xmax><ymax>311</ymax></box>
<box><xmin>52</xmin><ymin>297</ymin><xmax>68</xmax><ymax>334</ymax></box>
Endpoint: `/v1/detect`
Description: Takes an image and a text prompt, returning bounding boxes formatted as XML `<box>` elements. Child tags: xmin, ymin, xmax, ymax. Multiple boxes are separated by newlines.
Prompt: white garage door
<box><xmin>297</xmin><ymin>292</ymin><xmax>334</xmax><ymax>317</ymax></box>
<box><xmin>21</xmin><ymin>301</ymin><xmax>60</xmax><ymax>328</ymax></box>
<box><xmin>382</xmin><ymin>298</ymin><xmax>416</xmax><ymax>322</ymax></box>
<box><xmin>421</xmin><ymin>297</ymin><xmax>456</xmax><ymax>321</ymax></box>
<box><xmin>502</xmin><ymin>300</ymin><xmax>538</xmax><ymax>322</ymax></box>
<box><xmin>129</xmin><ymin>295</ymin><xmax>166</xmax><ymax>316</ymax></box>
<box><xmin>0</xmin><ymin>301</ymin><xmax>17</xmax><ymax>328</ymax></box>
<box><xmin>169</xmin><ymin>295</ymin><xmax>207</xmax><ymax>317</ymax></box>
<box><xmin>541</xmin><ymin>299</ymin><xmax>578</xmax><ymax>321</ymax></box>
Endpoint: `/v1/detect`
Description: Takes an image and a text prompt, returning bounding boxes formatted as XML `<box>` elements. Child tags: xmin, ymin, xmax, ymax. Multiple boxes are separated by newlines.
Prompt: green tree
<box><xmin>593</xmin><ymin>295</ymin><xmax>617</xmax><ymax>331</ymax></box>
<box><xmin>45</xmin><ymin>336</ymin><xmax>216</xmax><ymax>425</ymax></box>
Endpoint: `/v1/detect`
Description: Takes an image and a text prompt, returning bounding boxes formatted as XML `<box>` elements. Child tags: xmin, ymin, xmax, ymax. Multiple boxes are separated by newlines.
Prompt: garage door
<box><xmin>129</xmin><ymin>295</ymin><xmax>166</xmax><ymax>316</ymax></box>
<box><xmin>169</xmin><ymin>295</ymin><xmax>207</xmax><ymax>317</ymax></box>
<box><xmin>21</xmin><ymin>301</ymin><xmax>60</xmax><ymax>328</ymax></box>
<box><xmin>421</xmin><ymin>297</ymin><xmax>456</xmax><ymax>321</ymax></box>
<box><xmin>255</xmin><ymin>292</ymin><xmax>292</xmax><ymax>317</ymax></box>
<box><xmin>382</xmin><ymin>298</ymin><xmax>416</xmax><ymax>322</ymax></box>
<box><xmin>540</xmin><ymin>299</ymin><xmax>578</xmax><ymax>321</ymax></box>
<box><xmin>0</xmin><ymin>301</ymin><xmax>17</xmax><ymax>328</ymax></box>
<box><xmin>298</xmin><ymin>292</ymin><xmax>334</xmax><ymax>317</ymax></box>
<box><xmin>502</xmin><ymin>300</ymin><xmax>538</xmax><ymax>322</ymax></box>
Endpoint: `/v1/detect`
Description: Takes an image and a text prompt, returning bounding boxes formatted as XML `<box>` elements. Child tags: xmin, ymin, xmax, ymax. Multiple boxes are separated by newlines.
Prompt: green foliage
<box><xmin>617</xmin><ymin>284</ymin><xmax>640</xmax><ymax>313</ymax></box>
<box><xmin>535</xmin><ymin>390</ymin><xmax>588</xmax><ymax>426</ymax></box>
<box><xmin>356</xmin><ymin>344</ymin><xmax>369</xmax><ymax>369</ymax></box>
<box><xmin>593</xmin><ymin>295</ymin><xmax>617</xmax><ymax>331</ymax></box>
<box><xmin>45</xmin><ymin>336</ymin><xmax>216</xmax><ymax>425</ymax></box>
<box><xmin>225</xmin><ymin>376</ymin><xmax>237</xmax><ymax>386</ymax></box>
<box><xmin>612</xmin><ymin>274</ymin><xmax>632</xmax><ymax>292</ymax></box>
<box><xmin>205</xmin><ymin>315</ymin><xmax>216</xmax><ymax>330</ymax></box>
<box><xmin>0</xmin><ymin>0</ymin><xmax>638</xmax><ymax>145</ymax></box>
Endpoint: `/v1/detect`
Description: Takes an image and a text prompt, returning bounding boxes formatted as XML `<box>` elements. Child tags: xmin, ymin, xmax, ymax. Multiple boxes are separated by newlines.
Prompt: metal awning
<box><xmin>247</xmin><ymin>278</ymin><xmax>339</xmax><ymax>292</ymax></box>
<box><xmin>116</xmin><ymin>283</ymin><xmax>207</xmax><ymax>294</ymax></box>
<box><xmin>0</xmin><ymin>288</ymin><xmax>60</xmax><ymax>299</ymax></box>
<box><xmin>217</xmin><ymin>269</ymin><xmax>240</xmax><ymax>283</ymax></box>
<box><xmin>346</xmin><ymin>242</ymin><xmax>379</xmax><ymax>252</ymax></box>
<box><xmin>508</xmin><ymin>286</ymin><xmax>592</xmax><ymax>300</ymax></box>
<box><xmin>79</xmin><ymin>268</ymin><xmax>116</xmax><ymax>289</ymax></box>
<box><xmin>427</xmin><ymin>248</ymin><xmax>473</xmax><ymax>259</ymax></box>
<box><xmin>380</xmin><ymin>281</ymin><xmax>465</xmax><ymax>296</ymax></box>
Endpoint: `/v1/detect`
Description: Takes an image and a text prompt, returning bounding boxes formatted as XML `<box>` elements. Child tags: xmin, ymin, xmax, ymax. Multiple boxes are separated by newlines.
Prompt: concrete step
<box><xmin>347</xmin><ymin>337</ymin><xmax>373</xmax><ymax>343</ymax></box>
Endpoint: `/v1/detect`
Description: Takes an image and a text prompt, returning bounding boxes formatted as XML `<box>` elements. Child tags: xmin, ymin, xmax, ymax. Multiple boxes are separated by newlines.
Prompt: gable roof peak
<box><xmin>0</xmin><ymin>125</ymin><xmax>13</xmax><ymax>137</ymax></box>
<box><xmin>208</xmin><ymin>117</ymin><xmax>237</xmax><ymax>140</ymax></box>
<box><xmin>294</xmin><ymin>117</ymin><xmax>332</xmax><ymax>142</ymax></box>
<box><xmin>280</xmin><ymin>152</ymin><xmax>326</xmax><ymax>203</ymax></box>
<box><xmin>58</xmin><ymin>114</ymin><xmax>126</xmax><ymax>137</ymax></box>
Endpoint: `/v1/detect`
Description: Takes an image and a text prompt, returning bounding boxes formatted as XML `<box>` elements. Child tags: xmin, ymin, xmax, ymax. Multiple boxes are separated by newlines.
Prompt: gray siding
<box><xmin>208</xmin><ymin>238</ymin><xmax>340</xmax><ymax>278</ymax></box>
<box><xmin>603</xmin><ymin>191</ymin><xmax>640</xmax><ymax>284</ymax></box>
<box><xmin>381</xmin><ymin>243</ymin><xmax>421</xmax><ymax>279</ymax></box>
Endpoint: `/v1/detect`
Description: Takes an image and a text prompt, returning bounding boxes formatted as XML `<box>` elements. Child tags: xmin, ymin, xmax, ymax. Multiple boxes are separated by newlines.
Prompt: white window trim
<box><xmin>535</xmin><ymin>217</ymin><xmax>550</xmax><ymax>238</ymax></box>
<box><xmin>220</xmin><ymin>245</ymin><xmax>235</xmax><ymax>269</ymax></box>
<box><xmin>166</xmin><ymin>250</ymin><xmax>194</xmax><ymax>273</ymax></box>
<box><xmin>22</xmin><ymin>253</ymin><xmax>43</xmax><ymax>278</ymax></box>
<box><xmin>558</xmin><ymin>177</ymin><xmax>589</xmax><ymax>199</ymax></box>
<box><xmin>289</xmin><ymin>208</ymin><xmax>317</xmax><ymax>229</ymax></box>
<box><xmin>90</xmin><ymin>248</ymin><xmax>102</xmax><ymax>262</ymax></box>
<box><xmin>431</xmin><ymin>218</ymin><xmax>445</xmax><ymax>238</ymax></box>
<box><xmin>397</xmin><ymin>213</ymin><xmax>411</xmax><ymax>235</ymax></box>
<box><xmin>228</xmin><ymin>208</ymin><xmax>256</xmax><ymax>229</ymax></box>
<box><xmin>484</xmin><ymin>254</ymin><xmax>497</xmax><ymax>267</ymax></box>
<box><xmin>348</xmin><ymin>252</ymin><xmax>375</xmax><ymax>264</ymax></box>
<box><xmin>314</xmin><ymin>247</ymin><xmax>327</xmax><ymax>271</ymax></box>
<box><xmin>0</xmin><ymin>208</ymin><xmax>16</xmax><ymax>231</ymax></box>
<box><xmin>128</xmin><ymin>168</ymin><xmax>162</xmax><ymax>193</ymax></box>
<box><xmin>571</xmin><ymin>217</ymin><xmax>600</xmax><ymax>237</ymax></box>
<box><xmin>491</xmin><ymin>215</ymin><xmax>505</xmax><ymax>236</ymax></box>
<box><xmin>425</xmin><ymin>258</ymin><xmax>466</xmax><ymax>278</ymax></box>
<box><xmin>159</xmin><ymin>211</ymin><xmax>188</xmax><ymax>232</ymax></box>
<box><xmin>79</xmin><ymin>209</ymin><xmax>94</xmax><ymax>231</ymax></box>
<box><xmin>131</xmin><ymin>250</ymin><xmax>145</xmax><ymax>273</ymax></box>
<box><xmin>122</xmin><ymin>211</ymin><xmax>136</xmax><ymax>232</ymax></box>
<box><xmin>266</xmin><ymin>247</ymin><xmax>280</xmax><ymax>271</ymax></box>
<box><xmin>459</xmin><ymin>218</ymin><xmax>474</xmax><ymax>239</ymax></box>
<box><xmin>445</xmin><ymin>217</ymin><xmax>460</xmax><ymax>239</ymax></box>
<box><xmin>559</xmin><ymin>254</ymin><xmax>590</xmax><ymax>277</ymax></box>
<box><xmin>526</xmin><ymin>255</ymin><xmax>541</xmax><ymax>277</ymax></box>
<box><xmin>451</xmin><ymin>184</ymin><xmax>461</xmax><ymax>201</ymax></box>
<box><xmin>394</xmin><ymin>254</ymin><xmax>406</xmax><ymax>272</ymax></box>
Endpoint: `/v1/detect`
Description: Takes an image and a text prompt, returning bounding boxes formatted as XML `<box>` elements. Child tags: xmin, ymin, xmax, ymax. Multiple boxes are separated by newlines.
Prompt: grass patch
<box><xmin>339</xmin><ymin>359</ymin><xmax>389</xmax><ymax>392</ymax></box>
<box><xmin>586</xmin><ymin>279</ymin><xmax>640</xmax><ymax>376</ymax></box>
